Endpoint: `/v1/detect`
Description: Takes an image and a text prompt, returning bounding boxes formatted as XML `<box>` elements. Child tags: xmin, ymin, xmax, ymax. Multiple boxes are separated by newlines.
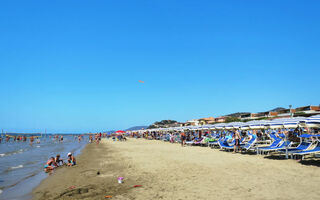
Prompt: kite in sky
<box><xmin>138</xmin><ymin>80</ymin><xmax>144</xmax><ymax>83</ymax></box>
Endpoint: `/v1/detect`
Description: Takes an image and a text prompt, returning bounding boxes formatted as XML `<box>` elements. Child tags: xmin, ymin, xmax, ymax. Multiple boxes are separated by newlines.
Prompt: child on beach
<box><xmin>67</xmin><ymin>152</ymin><xmax>76</xmax><ymax>166</ymax></box>
<box><xmin>55</xmin><ymin>154</ymin><xmax>64</xmax><ymax>166</ymax></box>
<box><xmin>44</xmin><ymin>157</ymin><xmax>57</xmax><ymax>173</ymax></box>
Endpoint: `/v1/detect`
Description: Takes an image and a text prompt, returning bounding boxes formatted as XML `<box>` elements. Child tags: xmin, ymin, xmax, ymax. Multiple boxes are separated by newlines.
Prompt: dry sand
<box><xmin>33</xmin><ymin>138</ymin><xmax>320</xmax><ymax>200</ymax></box>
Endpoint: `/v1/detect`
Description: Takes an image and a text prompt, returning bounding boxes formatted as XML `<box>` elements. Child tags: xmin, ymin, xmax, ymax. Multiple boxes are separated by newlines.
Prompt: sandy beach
<box><xmin>33</xmin><ymin>138</ymin><xmax>320</xmax><ymax>200</ymax></box>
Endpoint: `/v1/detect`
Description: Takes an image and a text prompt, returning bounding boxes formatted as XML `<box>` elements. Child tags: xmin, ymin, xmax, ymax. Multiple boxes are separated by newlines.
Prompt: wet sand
<box><xmin>33</xmin><ymin>138</ymin><xmax>320</xmax><ymax>200</ymax></box>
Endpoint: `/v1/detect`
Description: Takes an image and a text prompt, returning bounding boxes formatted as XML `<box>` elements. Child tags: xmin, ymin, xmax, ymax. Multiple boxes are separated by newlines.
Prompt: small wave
<box><xmin>36</xmin><ymin>145</ymin><xmax>40</xmax><ymax>148</ymax></box>
<box><xmin>10</xmin><ymin>165</ymin><xmax>23</xmax><ymax>170</ymax></box>
<box><xmin>0</xmin><ymin>149</ymin><xmax>26</xmax><ymax>158</ymax></box>
<box><xmin>0</xmin><ymin>189</ymin><xmax>2</xmax><ymax>194</ymax></box>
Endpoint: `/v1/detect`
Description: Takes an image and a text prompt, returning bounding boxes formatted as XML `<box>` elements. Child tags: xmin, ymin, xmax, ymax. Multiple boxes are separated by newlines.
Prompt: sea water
<box><xmin>0</xmin><ymin>135</ymin><xmax>87</xmax><ymax>200</ymax></box>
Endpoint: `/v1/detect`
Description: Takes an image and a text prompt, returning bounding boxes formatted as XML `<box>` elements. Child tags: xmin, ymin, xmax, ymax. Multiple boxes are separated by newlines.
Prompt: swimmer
<box><xmin>67</xmin><ymin>152</ymin><xmax>76</xmax><ymax>166</ymax></box>
<box><xmin>30</xmin><ymin>136</ymin><xmax>34</xmax><ymax>145</ymax></box>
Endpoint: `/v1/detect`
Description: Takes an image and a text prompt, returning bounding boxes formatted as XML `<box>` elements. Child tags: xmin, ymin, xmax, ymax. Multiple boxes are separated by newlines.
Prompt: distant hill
<box><xmin>125</xmin><ymin>126</ymin><xmax>148</xmax><ymax>131</ymax></box>
<box><xmin>148</xmin><ymin>120</ymin><xmax>178</xmax><ymax>129</ymax></box>
<box><xmin>268</xmin><ymin>107</ymin><xmax>286</xmax><ymax>112</ymax></box>
<box><xmin>225</xmin><ymin>112</ymin><xmax>250</xmax><ymax>118</ymax></box>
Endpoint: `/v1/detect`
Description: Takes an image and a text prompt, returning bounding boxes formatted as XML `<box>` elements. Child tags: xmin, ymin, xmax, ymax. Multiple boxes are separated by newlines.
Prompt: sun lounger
<box><xmin>258</xmin><ymin>141</ymin><xmax>292</xmax><ymax>154</ymax></box>
<box><xmin>256</xmin><ymin>136</ymin><xmax>282</xmax><ymax>154</ymax></box>
<box><xmin>291</xmin><ymin>142</ymin><xmax>320</xmax><ymax>159</ymax></box>
<box><xmin>218</xmin><ymin>138</ymin><xmax>234</xmax><ymax>151</ymax></box>
<box><xmin>241</xmin><ymin>135</ymin><xmax>257</xmax><ymax>151</ymax></box>
<box><xmin>277</xmin><ymin>141</ymin><xmax>312</xmax><ymax>154</ymax></box>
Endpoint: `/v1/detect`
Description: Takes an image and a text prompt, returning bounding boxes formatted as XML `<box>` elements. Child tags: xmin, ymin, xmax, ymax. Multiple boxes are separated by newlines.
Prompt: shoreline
<box><xmin>0</xmin><ymin>137</ymin><xmax>87</xmax><ymax>200</ymax></box>
<box><xmin>33</xmin><ymin>138</ymin><xmax>320</xmax><ymax>200</ymax></box>
<box><xmin>32</xmin><ymin>140</ymin><xmax>138</xmax><ymax>200</ymax></box>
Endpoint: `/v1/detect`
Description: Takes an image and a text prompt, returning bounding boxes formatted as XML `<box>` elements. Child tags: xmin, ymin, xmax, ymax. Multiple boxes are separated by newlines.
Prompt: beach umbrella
<box><xmin>300</xmin><ymin>114</ymin><xmax>320</xmax><ymax>128</ymax></box>
<box><xmin>248</xmin><ymin>120</ymin><xmax>269</xmax><ymax>129</ymax></box>
<box><xmin>214</xmin><ymin>123</ymin><xmax>226</xmax><ymax>130</ymax></box>
<box><xmin>264</xmin><ymin>119</ymin><xmax>285</xmax><ymax>129</ymax></box>
<box><xmin>283</xmin><ymin>117</ymin><xmax>306</xmax><ymax>128</ymax></box>
<box><xmin>115</xmin><ymin>130</ymin><xmax>126</xmax><ymax>133</ymax></box>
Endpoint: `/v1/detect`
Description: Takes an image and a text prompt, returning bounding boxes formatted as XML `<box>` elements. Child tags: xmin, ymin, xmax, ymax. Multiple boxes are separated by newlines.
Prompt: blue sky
<box><xmin>0</xmin><ymin>0</ymin><xmax>319</xmax><ymax>133</ymax></box>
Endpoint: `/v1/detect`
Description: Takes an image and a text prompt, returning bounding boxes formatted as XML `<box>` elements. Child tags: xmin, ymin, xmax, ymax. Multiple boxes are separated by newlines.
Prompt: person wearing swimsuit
<box><xmin>234</xmin><ymin>130</ymin><xmax>241</xmax><ymax>153</ymax></box>
<box><xmin>180</xmin><ymin>132</ymin><xmax>186</xmax><ymax>147</ymax></box>
<box><xmin>44</xmin><ymin>157</ymin><xmax>57</xmax><ymax>172</ymax></box>
<box><xmin>67</xmin><ymin>152</ymin><xmax>76</xmax><ymax>166</ymax></box>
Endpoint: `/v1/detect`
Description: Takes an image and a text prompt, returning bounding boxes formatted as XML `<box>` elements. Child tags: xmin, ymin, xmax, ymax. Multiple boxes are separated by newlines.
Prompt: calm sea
<box><xmin>0</xmin><ymin>134</ymin><xmax>88</xmax><ymax>200</ymax></box>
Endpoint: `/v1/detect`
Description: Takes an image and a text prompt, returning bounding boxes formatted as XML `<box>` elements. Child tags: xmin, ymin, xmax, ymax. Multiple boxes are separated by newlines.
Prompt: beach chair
<box><xmin>256</xmin><ymin>136</ymin><xmax>282</xmax><ymax>154</ymax></box>
<box><xmin>218</xmin><ymin>138</ymin><xmax>235</xmax><ymax>151</ymax></box>
<box><xmin>193</xmin><ymin>138</ymin><xmax>204</xmax><ymax>146</ymax></box>
<box><xmin>277</xmin><ymin>141</ymin><xmax>312</xmax><ymax>154</ymax></box>
<box><xmin>258</xmin><ymin>141</ymin><xmax>292</xmax><ymax>155</ymax></box>
<box><xmin>208</xmin><ymin>139</ymin><xmax>218</xmax><ymax>147</ymax></box>
<box><xmin>185</xmin><ymin>139</ymin><xmax>195</xmax><ymax>146</ymax></box>
<box><xmin>240</xmin><ymin>134</ymin><xmax>257</xmax><ymax>151</ymax></box>
<box><xmin>291</xmin><ymin>142</ymin><xmax>320</xmax><ymax>159</ymax></box>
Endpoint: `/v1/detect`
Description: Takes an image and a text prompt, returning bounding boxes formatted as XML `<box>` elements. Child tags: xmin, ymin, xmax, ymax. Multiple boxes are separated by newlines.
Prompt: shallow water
<box><xmin>0</xmin><ymin>135</ymin><xmax>87</xmax><ymax>200</ymax></box>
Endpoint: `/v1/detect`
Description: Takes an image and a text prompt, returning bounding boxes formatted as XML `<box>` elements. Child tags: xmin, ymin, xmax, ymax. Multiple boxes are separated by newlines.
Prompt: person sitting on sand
<box><xmin>55</xmin><ymin>154</ymin><xmax>64</xmax><ymax>166</ymax></box>
<box><xmin>67</xmin><ymin>152</ymin><xmax>76</xmax><ymax>166</ymax></box>
<box><xmin>44</xmin><ymin>157</ymin><xmax>57</xmax><ymax>172</ymax></box>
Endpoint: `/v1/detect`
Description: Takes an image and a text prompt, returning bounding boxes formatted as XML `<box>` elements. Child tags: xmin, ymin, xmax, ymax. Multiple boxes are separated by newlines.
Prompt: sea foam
<box><xmin>10</xmin><ymin>165</ymin><xmax>23</xmax><ymax>170</ymax></box>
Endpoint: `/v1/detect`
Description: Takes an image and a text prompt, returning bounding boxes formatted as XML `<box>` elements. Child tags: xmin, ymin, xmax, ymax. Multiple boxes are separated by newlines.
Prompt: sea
<box><xmin>0</xmin><ymin>134</ymin><xmax>88</xmax><ymax>200</ymax></box>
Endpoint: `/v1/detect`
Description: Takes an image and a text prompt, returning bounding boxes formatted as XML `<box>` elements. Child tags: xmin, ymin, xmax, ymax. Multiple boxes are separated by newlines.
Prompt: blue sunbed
<box><xmin>278</xmin><ymin>142</ymin><xmax>312</xmax><ymax>154</ymax></box>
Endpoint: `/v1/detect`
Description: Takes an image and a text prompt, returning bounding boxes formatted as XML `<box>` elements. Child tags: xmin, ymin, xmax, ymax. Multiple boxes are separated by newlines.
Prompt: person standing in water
<box><xmin>30</xmin><ymin>136</ymin><xmax>34</xmax><ymax>145</ymax></box>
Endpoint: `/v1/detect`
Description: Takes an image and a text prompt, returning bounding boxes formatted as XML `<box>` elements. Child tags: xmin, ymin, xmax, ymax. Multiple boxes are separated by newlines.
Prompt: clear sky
<box><xmin>0</xmin><ymin>0</ymin><xmax>319</xmax><ymax>133</ymax></box>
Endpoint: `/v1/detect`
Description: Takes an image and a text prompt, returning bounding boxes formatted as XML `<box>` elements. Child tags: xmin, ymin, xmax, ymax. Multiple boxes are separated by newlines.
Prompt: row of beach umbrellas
<box><xmin>128</xmin><ymin>115</ymin><xmax>320</xmax><ymax>132</ymax></box>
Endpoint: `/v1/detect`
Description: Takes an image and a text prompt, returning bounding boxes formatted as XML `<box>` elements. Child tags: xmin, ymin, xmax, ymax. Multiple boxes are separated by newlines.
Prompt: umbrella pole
<box><xmin>285</xmin><ymin>130</ymin><xmax>288</xmax><ymax>159</ymax></box>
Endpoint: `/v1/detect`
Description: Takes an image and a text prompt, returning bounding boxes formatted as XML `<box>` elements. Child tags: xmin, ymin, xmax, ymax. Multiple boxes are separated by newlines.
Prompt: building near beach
<box><xmin>215</xmin><ymin>116</ymin><xmax>226</xmax><ymax>123</ymax></box>
<box><xmin>295</xmin><ymin>105</ymin><xmax>320</xmax><ymax>114</ymax></box>
<box><xmin>254</xmin><ymin>111</ymin><xmax>278</xmax><ymax>118</ymax></box>
<box><xmin>276</xmin><ymin>108</ymin><xmax>296</xmax><ymax>118</ymax></box>
<box><xmin>240</xmin><ymin>113</ymin><xmax>259</xmax><ymax>120</ymax></box>
<box><xmin>199</xmin><ymin>117</ymin><xmax>215</xmax><ymax>125</ymax></box>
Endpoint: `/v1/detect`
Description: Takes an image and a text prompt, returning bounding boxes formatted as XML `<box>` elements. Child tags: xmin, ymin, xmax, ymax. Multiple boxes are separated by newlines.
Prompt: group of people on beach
<box><xmin>137</xmin><ymin>126</ymin><xmax>319</xmax><ymax>155</ymax></box>
<box><xmin>88</xmin><ymin>133</ymin><xmax>103</xmax><ymax>144</ymax></box>
<box><xmin>0</xmin><ymin>135</ymin><xmax>41</xmax><ymax>145</ymax></box>
<box><xmin>44</xmin><ymin>152</ymin><xmax>76</xmax><ymax>173</ymax></box>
